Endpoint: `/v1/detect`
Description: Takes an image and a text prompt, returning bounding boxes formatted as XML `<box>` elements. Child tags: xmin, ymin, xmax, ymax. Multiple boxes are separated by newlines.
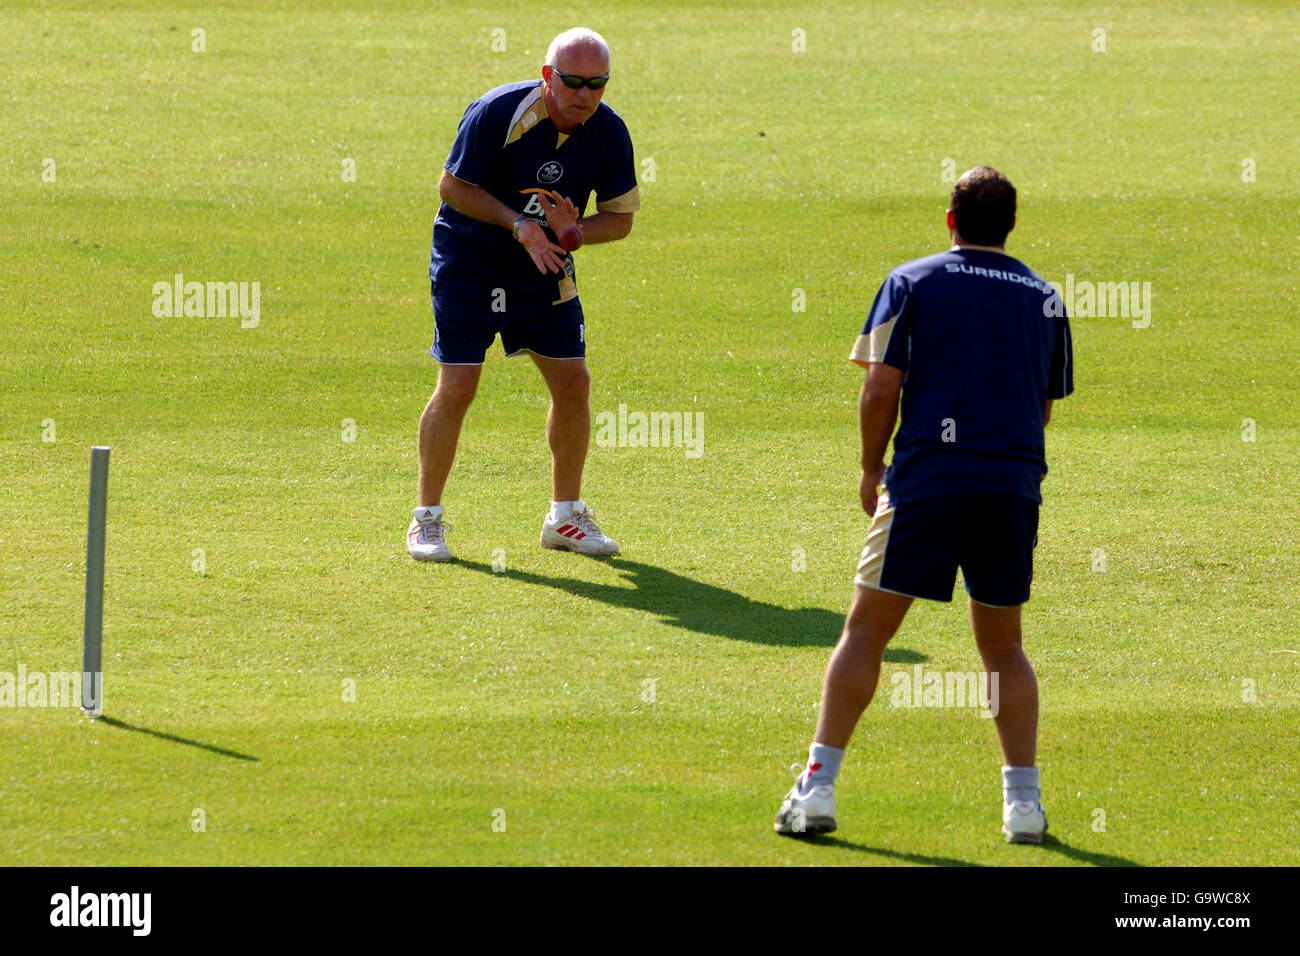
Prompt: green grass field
<box><xmin>2</xmin><ymin>0</ymin><xmax>1297</xmax><ymax>866</ymax></box>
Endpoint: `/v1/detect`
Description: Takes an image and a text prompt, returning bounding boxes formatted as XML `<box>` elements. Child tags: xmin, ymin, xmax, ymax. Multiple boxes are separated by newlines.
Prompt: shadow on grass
<box><xmin>795</xmin><ymin>833</ymin><xmax>982</xmax><ymax>866</ymax></box>
<box><xmin>1037</xmin><ymin>834</ymin><xmax>1141</xmax><ymax>867</ymax></box>
<box><xmin>97</xmin><ymin>717</ymin><xmax>258</xmax><ymax>762</ymax></box>
<box><xmin>458</xmin><ymin>556</ymin><xmax>926</xmax><ymax>657</ymax></box>
<box><xmin>791</xmin><ymin>834</ymin><xmax>1140</xmax><ymax>867</ymax></box>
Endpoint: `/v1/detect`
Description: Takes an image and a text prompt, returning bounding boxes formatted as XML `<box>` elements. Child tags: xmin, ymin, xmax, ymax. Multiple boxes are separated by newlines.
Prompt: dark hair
<box><xmin>950</xmin><ymin>166</ymin><xmax>1016</xmax><ymax>245</ymax></box>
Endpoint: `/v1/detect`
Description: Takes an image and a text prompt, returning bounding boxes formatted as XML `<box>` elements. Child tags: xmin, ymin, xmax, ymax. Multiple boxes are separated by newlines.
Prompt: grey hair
<box><xmin>545</xmin><ymin>28</ymin><xmax>610</xmax><ymax>68</ymax></box>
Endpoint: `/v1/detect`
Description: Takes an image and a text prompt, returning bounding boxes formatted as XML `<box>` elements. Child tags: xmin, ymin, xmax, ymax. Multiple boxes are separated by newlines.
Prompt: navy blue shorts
<box><xmin>855</xmin><ymin>491</ymin><xmax>1039</xmax><ymax>606</ymax></box>
<box><xmin>430</xmin><ymin>282</ymin><xmax>585</xmax><ymax>365</ymax></box>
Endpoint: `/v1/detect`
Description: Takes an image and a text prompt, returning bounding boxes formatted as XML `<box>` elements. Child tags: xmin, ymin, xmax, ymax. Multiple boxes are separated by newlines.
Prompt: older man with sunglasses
<box><xmin>409</xmin><ymin>28</ymin><xmax>639</xmax><ymax>562</ymax></box>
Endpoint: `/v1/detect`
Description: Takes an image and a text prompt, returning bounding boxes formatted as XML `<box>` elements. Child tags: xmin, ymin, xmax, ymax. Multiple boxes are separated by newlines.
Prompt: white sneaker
<box><xmin>540</xmin><ymin>503</ymin><xmax>619</xmax><ymax>555</ymax></box>
<box><xmin>774</xmin><ymin>764</ymin><xmax>837</xmax><ymax>835</ymax></box>
<box><xmin>407</xmin><ymin>507</ymin><xmax>453</xmax><ymax>562</ymax></box>
<box><xmin>1002</xmin><ymin>798</ymin><xmax>1047</xmax><ymax>844</ymax></box>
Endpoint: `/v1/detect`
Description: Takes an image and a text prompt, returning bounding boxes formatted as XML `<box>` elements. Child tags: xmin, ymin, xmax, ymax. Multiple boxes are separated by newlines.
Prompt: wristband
<box><xmin>512</xmin><ymin>217</ymin><xmax>530</xmax><ymax>241</ymax></box>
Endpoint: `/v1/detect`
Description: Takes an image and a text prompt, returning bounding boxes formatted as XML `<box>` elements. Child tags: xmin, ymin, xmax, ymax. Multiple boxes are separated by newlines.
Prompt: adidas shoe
<box><xmin>774</xmin><ymin>764</ymin><xmax>837</xmax><ymax>836</ymax></box>
<box><xmin>407</xmin><ymin>507</ymin><xmax>453</xmax><ymax>563</ymax></box>
<box><xmin>1002</xmin><ymin>798</ymin><xmax>1047</xmax><ymax>844</ymax></box>
<box><xmin>540</xmin><ymin>503</ymin><xmax>619</xmax><ymax>555</ymax></box>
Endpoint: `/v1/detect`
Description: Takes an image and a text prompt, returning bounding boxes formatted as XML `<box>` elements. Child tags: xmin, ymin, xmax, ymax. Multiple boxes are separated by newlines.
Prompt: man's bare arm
<box><xmin>1044</xmin><ymin>399</ymin><xmax>1054</xmax><ymax>425</ymax></box>
<box><xmin>535</xmin><ymin>191</ymin><xmax>633</xmax><ymax>246</ymax></box>
<box><xmin>859</xmin><ymin>362</ymin><xmax>904</xmax><ymax>515</ymax></box>
<box><xmin>438</xmin><ymin>169</ymin><xmax>568</xmax><ymax>274</ymax></box>
<box><xmin>576</xmin><ymin>211</ymin><xmax>633</xmax><ymax>243</ymax></box>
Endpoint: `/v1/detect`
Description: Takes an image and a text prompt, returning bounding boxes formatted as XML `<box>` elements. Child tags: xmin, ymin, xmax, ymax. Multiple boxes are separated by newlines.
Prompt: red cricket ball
<box><xmin>559</xmin><ymin>225</ymin><xmax>583</xmax><ymax>252</ymax></box>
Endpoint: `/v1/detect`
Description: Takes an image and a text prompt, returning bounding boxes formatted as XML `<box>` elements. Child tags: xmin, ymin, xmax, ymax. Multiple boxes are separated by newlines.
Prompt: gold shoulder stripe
<box><xmin>848</xmin><ymin>333</ymin><xmax>874</xmax><ymax>368</ymax></box>
<box><xmin>847</xmin><ymin>312</ymin><xmax>899</xmax><ymax>367</ymax></box>
<box><xmin>504</xmin><ymin>86</ymin><xmax>546</xmax><ymax>147</ymax></box>
<box><xmin>596</xmin><ymin>185</ymin><xmax>640</xmax><ymax>214</ymax></box>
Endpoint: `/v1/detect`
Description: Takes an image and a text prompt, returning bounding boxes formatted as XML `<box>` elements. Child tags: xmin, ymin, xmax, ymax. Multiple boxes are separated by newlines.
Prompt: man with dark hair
<box><xmin>407</xmin><ymin>27</ymin><xmax>639</xmax><ymax>562</ymax></box>
<box><xmin>949</xmin><ymin>165</ymin><xmax>1017</xmax><ymax>245</ymax></box>
<box><xmin>774</xmin><ymin>166</ymin><xmax>1074</xmax><ymax>844</ymax></box>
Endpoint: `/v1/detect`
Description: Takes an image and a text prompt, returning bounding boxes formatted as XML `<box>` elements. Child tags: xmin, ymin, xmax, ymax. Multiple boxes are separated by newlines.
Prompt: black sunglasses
<box><xmin>552</xmin><ymin>68</ymin><xmax>609</xmax><ymax>91</ymax></box>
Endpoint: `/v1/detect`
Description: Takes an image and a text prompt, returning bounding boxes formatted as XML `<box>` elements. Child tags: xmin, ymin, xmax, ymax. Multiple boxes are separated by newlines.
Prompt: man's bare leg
<box><xmin>528</xmin><ymin>353</ymin><xmax>591</xmax><ymax>502</ymax></box>
<box><xmin>969</xmin><ymin>599</ymin><xmax>1037</xmax><ymax>767</ymax></box>
<box><xmin>814</xmin><ymin>586</ymin><xmax>914</xmax><ymax>750</ymax></box>
<box><xmin>775</xmin><ymin>585</ymin><xmax>913</xmax><ymax>834</ymax></box>
<box><xmin>417</xmin><ymin>363</ymin><xmax>482</xmax><ymax>507</ymax></box>
<box><xmin>971</xmin><ymin>598</ymin><xmax>1046</xmax><ymax>841</ymax></box>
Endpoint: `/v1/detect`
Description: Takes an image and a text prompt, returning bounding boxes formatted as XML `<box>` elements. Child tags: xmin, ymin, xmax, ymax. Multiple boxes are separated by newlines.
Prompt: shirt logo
<box><xmin>537</xmin><ymin>161</ymin><xmax>563</xmax><ymax>184</ymax></box>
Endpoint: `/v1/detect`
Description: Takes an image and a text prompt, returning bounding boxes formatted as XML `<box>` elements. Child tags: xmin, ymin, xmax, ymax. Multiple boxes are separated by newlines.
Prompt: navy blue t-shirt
<box><xmin>850</xmin><ymin>247</ymin><xmax>1074</xmax><ymax>504</ymax></box>
<box><xmin>430</xmin><ymin>80</ymin><xmax>639</xmax><ymax>311</ymax></box>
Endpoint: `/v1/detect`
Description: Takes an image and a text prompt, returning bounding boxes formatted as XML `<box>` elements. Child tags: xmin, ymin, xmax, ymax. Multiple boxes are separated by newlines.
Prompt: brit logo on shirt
<box><xmin>537</xmin><ymin>161</ymin><xmax>563</xmax><ymax>184</ymax></box>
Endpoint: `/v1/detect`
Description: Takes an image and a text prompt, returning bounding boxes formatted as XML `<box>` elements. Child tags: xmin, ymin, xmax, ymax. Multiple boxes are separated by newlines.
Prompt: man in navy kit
<box><xmin>408</xmin><ymin>27</ymin><xmax>639</xmax><ymax>562</ymax></box>
<box><xmin>775</xmin><ymin>167</ymin><xmax>1074</xmax><ymax>843</ymax></box>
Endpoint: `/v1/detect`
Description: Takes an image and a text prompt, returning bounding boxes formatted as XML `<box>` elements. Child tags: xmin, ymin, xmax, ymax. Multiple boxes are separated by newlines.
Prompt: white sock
<box><xmin>550</xmin><ymin>500</ymin><xmax>583</xmax><ymax>521</ymax></box>
<box><xmin>801</xmin><ymin>742</ymin><xmax>845</xmax><ymax>794</ymax></box>
<box><xmin>1002</xmin><ymin>765</ymin><xmax>1040</xmax><ymax>804</ymax></box>
<box><xmin>414</xmin><ymin>505</ymin><xmax>443</xmax><ymax>521</ymax></box>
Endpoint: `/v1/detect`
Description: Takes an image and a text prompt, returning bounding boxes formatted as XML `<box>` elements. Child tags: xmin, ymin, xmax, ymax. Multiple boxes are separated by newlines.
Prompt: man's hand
<box><xmin>539</xmin><ymin>192</ymin><xmax>581</xmax><ymax>235</ymax></box>
<box><xmin>860</xmin><ymin>463</ymin><xmax>886</xmax><ymax>516</ymax></box>
<box><xmin>516</xmin><ymin>219</ymin><xmax>569</xmax><ymax>274</ymax></box>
